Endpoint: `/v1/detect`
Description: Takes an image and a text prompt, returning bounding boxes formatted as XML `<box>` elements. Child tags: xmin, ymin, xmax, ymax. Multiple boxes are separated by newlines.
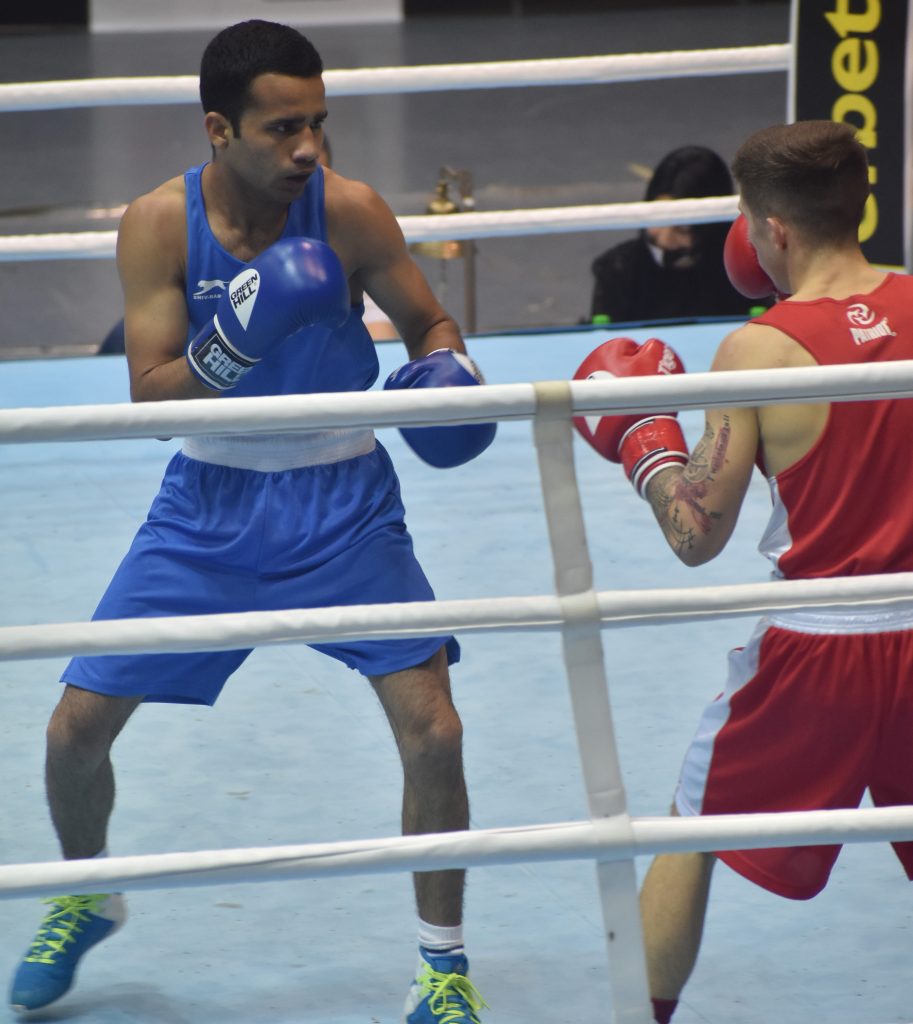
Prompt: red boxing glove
<box><xmin>723</xmin><ymin>213</ymin><xmax>776</xmax><ymax>300</ymax></box>
<box><xmin>573</xmin><ymin>337</ymin><xmax>689</xmax><ymax>498</ymax></box>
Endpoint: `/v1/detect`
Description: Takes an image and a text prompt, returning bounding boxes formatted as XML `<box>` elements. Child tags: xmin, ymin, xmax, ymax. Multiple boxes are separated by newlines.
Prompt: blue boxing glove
<box><xmin>384</xmin><ymin>348</ymin><xmax>496</xmax><ymax>468</ymax></box>
<box><xmin>186</xmin><ymin>237</ymin><xmax>349</xmax><ymax>391</ymax></box>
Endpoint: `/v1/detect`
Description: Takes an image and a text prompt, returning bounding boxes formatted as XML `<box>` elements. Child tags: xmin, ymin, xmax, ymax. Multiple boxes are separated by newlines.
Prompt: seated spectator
<box><xmin>589</xmin><ymin>145</ymin><xmax>766</xmax><ymax>325</ymax></box>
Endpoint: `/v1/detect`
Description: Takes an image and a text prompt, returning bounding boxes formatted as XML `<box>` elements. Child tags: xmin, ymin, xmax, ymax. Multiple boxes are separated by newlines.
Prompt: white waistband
<box><xmin>767</xmin><ymin>601</ymin><xmax>913</xmax><ymax>635</ymax></box>
<box><xmin>181</xmin><ymin>429</ymin><xmax>376</xmax><ymax>471</ymax></box>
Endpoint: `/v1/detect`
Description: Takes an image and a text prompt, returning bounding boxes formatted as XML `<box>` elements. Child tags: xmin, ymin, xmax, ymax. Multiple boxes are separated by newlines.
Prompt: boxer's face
<box><xmin>219</xmin><ymin>72</ymin><xmax>328</xmax><ymax>202</ymax></box>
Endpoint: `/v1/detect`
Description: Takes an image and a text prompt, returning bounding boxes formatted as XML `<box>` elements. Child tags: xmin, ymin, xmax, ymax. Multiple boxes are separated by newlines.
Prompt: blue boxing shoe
<box><xmin>9</xmin><ymin>893</ymin><xmax>126</xmax><ymax>1014</ymax></box>
<box><xmin>403</xmin><ymin>947</ymin><xmax>488</xmax><ymax>1024</ymax></box>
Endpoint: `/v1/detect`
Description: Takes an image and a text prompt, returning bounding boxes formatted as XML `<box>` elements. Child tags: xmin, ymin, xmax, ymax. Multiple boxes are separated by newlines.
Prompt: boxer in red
<box><xmin>574</xmin><ymin>120</ymin><xmax>913</xmax><ymax>1022</ymax></box>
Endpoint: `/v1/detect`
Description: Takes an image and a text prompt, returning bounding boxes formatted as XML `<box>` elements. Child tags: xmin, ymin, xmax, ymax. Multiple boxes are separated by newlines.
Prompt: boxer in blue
<box><xmin>9</xmin><ymin>20</ymin><xmax>492</xmax><ymax>1024</ymax></box>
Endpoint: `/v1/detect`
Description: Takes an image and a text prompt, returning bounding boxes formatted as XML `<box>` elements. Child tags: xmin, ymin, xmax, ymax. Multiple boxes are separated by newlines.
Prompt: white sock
<box><xmin>418</xmin><ymin>919</ymin><xmax>464</xmax><ymax>954</ymax></box>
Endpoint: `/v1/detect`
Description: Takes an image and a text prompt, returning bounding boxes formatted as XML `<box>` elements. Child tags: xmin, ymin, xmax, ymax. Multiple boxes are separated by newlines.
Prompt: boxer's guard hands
<box><xmin>384</xmin><ymin>349</ymin><xmax>497</xmax><ymax>468</ymax></box>
<box><xmin>186</xmin><ymin>237</ymin><xmax>350</xmax><ymax>391</ymax></box>
<box><xmin>573</xmin><ymin>337</ymin><xmax>689</xmax><ymax>498</ymax></box>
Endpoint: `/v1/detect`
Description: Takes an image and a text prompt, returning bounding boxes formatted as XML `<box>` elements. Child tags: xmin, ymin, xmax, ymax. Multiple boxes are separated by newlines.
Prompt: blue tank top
<box><xmin>183</xmin><ymin>163</ymin><xmax>378</xmax><ymax>397</ymax></box>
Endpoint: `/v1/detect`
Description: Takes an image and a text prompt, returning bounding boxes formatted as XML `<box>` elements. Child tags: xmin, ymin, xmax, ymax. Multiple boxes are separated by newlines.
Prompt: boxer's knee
<box><xmin>47</xmin><ymin>686</ymin><xmax>140</xmax><ymax>772</ymax></box>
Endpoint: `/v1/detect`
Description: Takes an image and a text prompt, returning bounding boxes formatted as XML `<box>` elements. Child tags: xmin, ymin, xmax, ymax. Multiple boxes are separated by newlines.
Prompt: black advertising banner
<box><xmin>790</xmin><ymin>0</ymin><xmax>912</xmax><ymax>269</ymax></box>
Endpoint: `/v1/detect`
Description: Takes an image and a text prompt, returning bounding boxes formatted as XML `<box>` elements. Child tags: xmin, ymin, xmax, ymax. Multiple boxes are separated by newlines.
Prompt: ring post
<box><xmin>531</xmin><ymin>380</ymin><xmax>652</xmax><ymax>1024</ymax></box>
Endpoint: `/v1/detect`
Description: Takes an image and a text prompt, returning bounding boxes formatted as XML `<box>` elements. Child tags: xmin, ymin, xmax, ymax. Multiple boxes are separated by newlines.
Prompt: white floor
<box><xmin>1</xmin><ymin>324</ymin><xmax>910</xmax><ymax>1022</ymax></box>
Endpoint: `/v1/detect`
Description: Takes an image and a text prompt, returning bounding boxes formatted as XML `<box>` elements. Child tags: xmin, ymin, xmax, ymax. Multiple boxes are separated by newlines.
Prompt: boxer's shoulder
<box><xmin>325</xmin><ymin>173</ymin><xmax>398</xmax><ymax>258</ymax></box>
<box><xmin>711</xmin><ymin>319</ymin><xmax>812</xmax><ymax>373</ymax></box>
<box><xmin>119</xmin><ymin>179</ymin><xmax>186</xmax><ymax>249</ymax></box>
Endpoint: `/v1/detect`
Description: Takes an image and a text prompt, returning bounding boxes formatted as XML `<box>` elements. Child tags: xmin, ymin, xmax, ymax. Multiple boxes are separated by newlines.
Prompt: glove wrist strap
<box><xmin>620</xmin><ymin>416</ymin><xmax>689</xmax><ymax>499</ymax></box>
<box><xmin>186</xmin><ymin>315</ymin><xmax>260</xmax><ymax>391</ymax></box>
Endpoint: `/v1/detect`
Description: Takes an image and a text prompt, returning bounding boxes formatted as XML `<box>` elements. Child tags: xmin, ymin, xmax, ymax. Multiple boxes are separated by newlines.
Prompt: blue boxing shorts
<box><xmin>62</xmin><ymin>438</ymin><xmax>459</xmax><ymax>705</ymax></box>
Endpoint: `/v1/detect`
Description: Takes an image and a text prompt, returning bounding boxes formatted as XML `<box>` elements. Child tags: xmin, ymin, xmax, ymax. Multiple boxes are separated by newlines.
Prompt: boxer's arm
<box><xmin>117</xmin><ymin>189</ymin><xmax>216</xmax><ymax>403</ymax></box>
<box><xmin>642</xmin><ymin>324</ymin><xmax>763</xmax><ymax>565</ymax></box>
<box><xmin>328</xmin><ymin>178</ymin><xmax>465</xmax><ymax>358</ymax></box>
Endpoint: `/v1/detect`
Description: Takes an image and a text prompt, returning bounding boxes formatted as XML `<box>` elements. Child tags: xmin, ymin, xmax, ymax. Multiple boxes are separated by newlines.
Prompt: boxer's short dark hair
<box><xmin>200</xmin><ymin>20</ymin><xmax>323</xmax><ymax>132</ymax></box>
<box><xmin>733</xmin><ymin>121</ymin><xmax>869</xmax><ymax>246</ymax></box>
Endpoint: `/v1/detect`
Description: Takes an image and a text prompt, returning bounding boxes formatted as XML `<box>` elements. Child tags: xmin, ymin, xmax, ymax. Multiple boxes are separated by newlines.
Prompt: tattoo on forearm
<box><xmin>710</xmin><ymin>418</ymin><xmax>730</xmax><ymax>474</ymax></box>
<box><xmin>650</xmin><ymin>487</ymin><xmax>699</xmax><ymax>554</ymax></box>
<box><xmin>648</xmin><ymin>416</ymin><xmax>731</xmax><ymax>556</ymax></box>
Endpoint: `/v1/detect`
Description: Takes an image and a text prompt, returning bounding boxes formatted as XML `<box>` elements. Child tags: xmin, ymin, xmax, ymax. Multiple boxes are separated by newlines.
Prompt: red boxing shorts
<box><xmin>675</xmin><ymin>606</ymin><xmax>913</xmax><ymax>900</ymax></box>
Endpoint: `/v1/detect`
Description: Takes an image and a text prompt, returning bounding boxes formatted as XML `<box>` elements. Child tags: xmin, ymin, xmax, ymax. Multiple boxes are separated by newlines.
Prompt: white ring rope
<box><xmin>1</xmin><ymin>806</ymin><xmax>911</xmax><ymax>902</ymax></box>
<box><xmin>532</xmin><ymin>381</ymin><xmax>652</xmax><ymax>1010</ymax></box>
<box><xmin>0</xmin><ymin>43</ymin><xmax>782</xmax><ymax>259</ymax></box>
<box><xmin>0</xmin><ymin>197</ymin><xmax>740</xmax><ymax>262</ymax></box>
<box><xmin>0</xmin><ymin>45</ymin><xmax>789</xmax><ymax>113</ymax></box>
<box><xmin>3</xmin><ymin>362</ymin><xmax>913</xmax><ymax>443</ymax></box>
<box><xmin>4</xmin><ymin>575</ymin><xmax>913</xmax><ymax>663</ymax></box>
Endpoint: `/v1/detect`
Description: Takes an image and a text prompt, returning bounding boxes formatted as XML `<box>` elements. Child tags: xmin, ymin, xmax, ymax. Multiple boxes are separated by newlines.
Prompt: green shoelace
<box><xmin>416</xmin><ymin>962</ymin><xmax>489</xmax><ymax>1024</ymax></box>
<box><xmin>24</xmin><ymin>894</ymin><xmax>110</xmax><ymax>964</ymax></box>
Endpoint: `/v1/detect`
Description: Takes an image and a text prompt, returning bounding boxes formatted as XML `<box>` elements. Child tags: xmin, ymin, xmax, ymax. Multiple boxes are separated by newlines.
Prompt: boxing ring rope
<box><xmin>4</xmin><ymin>360</ymin><xmax>913</xmax><ymax>440</ymax></box>
<box><xmin>3</xmin><ymin>807</ymin><xmax>913</xmax><ymax>900</ymax></box>
<box><xmin>0</xmin><ymin>40</ymin><xmax>789</xmax><ymax>260</ymax></box>
<box><xmin>0</xmin><ymin>45</ymin><xmax>789</xmax><ymax>112</ymax></box>
<box><xmin>6</xmin><ymin>363</ymin><xmax>913</xmax><ymax>1023</ymax></box>
<box><xmin>5</xmin><ymin>574</ymin><xmax>913</xmax><ymax>662</ymax></box>
<box><xmin>0</xmin><ymin>197</ymin><xmax>740</xmax><ymax>262</ymax></box>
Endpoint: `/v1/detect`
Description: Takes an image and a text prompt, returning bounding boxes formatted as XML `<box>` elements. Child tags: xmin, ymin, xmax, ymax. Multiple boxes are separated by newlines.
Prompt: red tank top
<box><xmin>753</xmin><ymin>273</ymin><xmax>913</xmax><ymax>579</ymax></box>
